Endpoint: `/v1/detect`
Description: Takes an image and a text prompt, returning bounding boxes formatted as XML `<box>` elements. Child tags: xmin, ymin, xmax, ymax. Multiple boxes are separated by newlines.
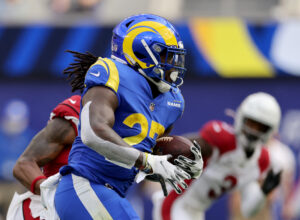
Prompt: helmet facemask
<box><xmin>151</xmin><ymin>42</ymin><xmax>186</xmax><ymax>86</ymax></box>
<box><xmin>137</xmin><ymin>39</ymin><xmax>186</xmax><ymax>93</ymax></box>
<box><xmin>234</xmin><ymin>92</ymin><xmax>281</xmax><ymax>158</ymax></box>
<box><xmin>236</xmin><ymin>117</ymin><xmax>271</xmax><ymax>158</ymax></box>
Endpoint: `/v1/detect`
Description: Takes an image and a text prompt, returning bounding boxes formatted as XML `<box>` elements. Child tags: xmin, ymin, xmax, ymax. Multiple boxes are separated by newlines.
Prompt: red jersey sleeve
<box><xmin>200</xmin><ymin>120</ymin><xmax>237</xmax><ymax>156</ymax></box>
<box><xmin>258</xmin><ymin>147</ymin><xmax>270</xmax><ymax>175</ymax></box>
<box><xmin>49</xmin><ymin>95</ymin><xmax>81</xmax><ymax>135</ymax></box>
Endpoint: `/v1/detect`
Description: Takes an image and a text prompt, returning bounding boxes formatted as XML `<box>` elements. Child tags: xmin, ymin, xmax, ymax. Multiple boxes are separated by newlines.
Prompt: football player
<box><xmin>54</xmin><ymin>14</ymin><xmax>203</xmax><ymax>220</ymax></box>
<box><xmin>6</xmin><ymin>95</ymin><xmax>80</xmax><ymax>220</ymax></box>
<box><xmin>230</xmin><ymin>137</ymin><xmax>296</xmax><ymax>220</ymax></box>
<box><xmin>153</xmin><ymin>92</ymin><xmax>282</xmax><ymax>220</ymax></box>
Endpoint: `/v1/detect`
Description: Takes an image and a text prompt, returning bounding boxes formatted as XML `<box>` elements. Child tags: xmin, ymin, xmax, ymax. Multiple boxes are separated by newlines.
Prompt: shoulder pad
<box><xmin>50</xmin><ymin>95</ymin><xmax>81</xmax><ymax>135</ymax></box>
<box><xmin>84</xmin><ymin>58</ymin><xmax>120</xmax><ymax>94</ymax></box>
<box><xmin>200</xmin><ymin>120</ymin><xmax>236</xmax><ymax>155</ymax></box>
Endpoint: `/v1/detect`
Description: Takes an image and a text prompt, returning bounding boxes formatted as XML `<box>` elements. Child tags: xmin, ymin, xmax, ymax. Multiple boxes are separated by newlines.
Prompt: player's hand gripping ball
<box><xmin>154</xmin><ymin>136</ymin><xmax>203</xmax><ymax>179</ymax></box>
<box><xmin>153</xmin><ymin>136</ymin><xmax>195</xmax><ymax>164</ymax></box>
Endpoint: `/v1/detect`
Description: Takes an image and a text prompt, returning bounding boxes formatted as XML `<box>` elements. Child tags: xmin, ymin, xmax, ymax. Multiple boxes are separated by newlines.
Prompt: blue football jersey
<box><xmin>60</xmin><ymin>57</ymin><xmax>184</xmax><ymax>197</ymax></box>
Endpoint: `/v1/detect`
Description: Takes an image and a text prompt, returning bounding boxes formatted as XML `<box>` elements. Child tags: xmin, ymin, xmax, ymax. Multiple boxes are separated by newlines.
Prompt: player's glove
<box><xmin>174</xmin><ymin>140</ymin><xmax>204</xmax><ymax>179</ymax></box>
<box><xmin>261</xmin><ymin>169</ymin><xmax>282</xmax><ymax>195</ymax></box>
<box><xmin>141</xmin><ymin>153</ymin><xmax>191</xmax><ymax>194</ymax></box>
<box><xmin>145</xmin><ymin>174</ymin><xmax>168</xmax><ymax>196</ymax></box>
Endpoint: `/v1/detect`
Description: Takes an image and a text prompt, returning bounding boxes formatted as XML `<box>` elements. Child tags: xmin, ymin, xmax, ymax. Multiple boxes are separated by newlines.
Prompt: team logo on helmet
<box><xmin>123</xmin><ymin>21</ymin><xmax>178</xmax><ymax>69</ymax></box>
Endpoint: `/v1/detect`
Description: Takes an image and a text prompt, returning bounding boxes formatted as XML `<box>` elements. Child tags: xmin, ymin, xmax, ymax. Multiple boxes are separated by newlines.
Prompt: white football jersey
<box><xmin>157</xmin><ymin>120</ymin><xmax>270</xmax><ymax>220</ymax></box>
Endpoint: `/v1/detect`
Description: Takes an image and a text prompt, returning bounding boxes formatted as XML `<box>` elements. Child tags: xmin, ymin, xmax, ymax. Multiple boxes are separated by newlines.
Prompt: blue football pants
<box><xmin>55</xmin><ymin>173</ymin><xmax>140</xmax><ymax>220</ymax></box>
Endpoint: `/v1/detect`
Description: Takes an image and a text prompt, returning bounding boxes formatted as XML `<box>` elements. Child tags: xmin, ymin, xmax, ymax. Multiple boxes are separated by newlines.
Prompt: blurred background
<box><xmin>1</xmin><ymin>0</ymin><xmax>300</xmax><ymax>219</ymax></box>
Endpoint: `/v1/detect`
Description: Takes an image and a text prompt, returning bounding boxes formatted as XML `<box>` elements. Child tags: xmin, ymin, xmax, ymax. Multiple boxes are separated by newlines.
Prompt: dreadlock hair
<box><xmin>64</xmin><ymin>50</ymin><xmax>98</xmax><ymax>93</ymax></box>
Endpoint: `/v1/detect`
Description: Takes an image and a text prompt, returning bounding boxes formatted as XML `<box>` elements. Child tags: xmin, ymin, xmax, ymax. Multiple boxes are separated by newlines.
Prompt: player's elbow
<box><xmin>12</xmin><ymin>162</ymin><xmax>20</xmax><ymax>179</ymax></box>
<box><xmin>80</xmin><ymin>101</ymin><xmax>111</xmax><ymax>148</ymax></box>
<box><xmin>81</xmin><ymin>130</ymin><xmax>93</xmax><ymax>147</ymax></box>
<box><xmin>13</xmin><ymin>157</ymin><xmax>28</xmax><ymax>180</ymax></box>
<box><xmin>81</xmin><ymin>120</ymin><xmax>107</xmax><ymax>148</ymax></box>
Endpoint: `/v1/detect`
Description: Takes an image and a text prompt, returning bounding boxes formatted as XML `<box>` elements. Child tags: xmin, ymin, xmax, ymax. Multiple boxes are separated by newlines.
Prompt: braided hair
<box><xmin>64</xmin><ymin>50</ymin><xmax>98</xmax><ymax>93</ymax></box>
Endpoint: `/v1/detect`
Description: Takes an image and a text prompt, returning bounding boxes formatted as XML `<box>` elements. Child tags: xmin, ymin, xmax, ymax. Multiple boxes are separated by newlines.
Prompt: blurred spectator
<box><xmin>50</xmin><ymin>0</ymin><xmax>102</xmax><ymax>14</ymax></box>
<box><xmin>96</xmin><ymin>0</ymin><xmax>182</xmax><ymax>25</ymax></box>
<box><xmin>272</xmin><ymin>0</ymin><xmax>300</xmax><ymax>19</ymax></box>
<box><xmin>0</xmin><ymin>0</ymin><xmax>51</xmax><ymax>23</ymax></box>
<box><xmin>0</xmin><ymin>99</ymin><xmax>35</xmax><ymax>218</ymax></box>
<box><xmin>0</xmin><ymin>0</ymin><xmax>102</xmax><ymax>23</ymax></box>
<box><xmin>2</xmin><ymin>0</ymin><xmax>299</xmax><ymax>24</ymax></box>
<box><xmin>148</xmin><ymin>0</ymin><xmax>183</xmax><ymax>20</ymax></box>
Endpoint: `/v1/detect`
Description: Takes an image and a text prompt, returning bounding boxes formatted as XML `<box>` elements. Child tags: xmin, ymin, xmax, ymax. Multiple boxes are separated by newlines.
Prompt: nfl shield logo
<box><xmin>149</xmin><ymin>103</ymin><xmax>155</xmax><ymax>111</ymax></box>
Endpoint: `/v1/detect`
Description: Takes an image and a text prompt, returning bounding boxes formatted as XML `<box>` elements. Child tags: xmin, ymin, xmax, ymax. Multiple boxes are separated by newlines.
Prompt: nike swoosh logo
<box><xmin>90</xmin><ymin>71</ymin><xmax>100</xmax><ymax>77</ymax></box>
<box><xmin>69</xmin><ymin>99</ymin><xmax>76</xmax><ymax>104</ymax></box>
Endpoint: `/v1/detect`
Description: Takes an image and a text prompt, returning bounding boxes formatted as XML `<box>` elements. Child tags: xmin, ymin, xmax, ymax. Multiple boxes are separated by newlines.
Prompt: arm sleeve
<box><xmin>80</xmin><ymin>101</ymin><xmax>140</xmax><ymax>169</ymax></box>
<box><xmin>240</xmin><ymin>181</ymin><xmax>266</xmax><ymax>218</ymax></box>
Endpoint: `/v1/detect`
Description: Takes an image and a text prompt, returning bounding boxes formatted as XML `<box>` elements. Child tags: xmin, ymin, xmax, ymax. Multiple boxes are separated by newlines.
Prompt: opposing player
<box><xmin>230</xmin><ymin>137</ymin><xmax>296</xmax><ymax>220</ymax></box>
<box><xmin>6</xmin><ymin>95</ymin><xmax>80</xmax><ymax>220</ymax></box>
<box><xmin>154</xmin><ymin>92</ymin><xmax>282</xmax><ymax>220</ymax></box>
<box><xmin>54</xmin><ymin>14</ymin><xmax>203</xmax><ymax>220</ymax></box>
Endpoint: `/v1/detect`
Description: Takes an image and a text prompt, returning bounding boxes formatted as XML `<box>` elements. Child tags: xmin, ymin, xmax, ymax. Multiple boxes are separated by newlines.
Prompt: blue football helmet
<box><xmin>111</xmin><ymin>14</ymin><xmax>186</xmax><ymax>93</ymax></box>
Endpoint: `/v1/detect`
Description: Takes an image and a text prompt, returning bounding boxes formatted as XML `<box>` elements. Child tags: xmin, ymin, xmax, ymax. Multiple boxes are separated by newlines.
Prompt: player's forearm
<box><xmin>13</xmin><ymin>159</ymin><xmax>45</xmax><ymax>193</ymax></box>
<box><xmin>81</xmin><ymin>101</ymin><xmax>142</xmax><ymax>169</ymax></box>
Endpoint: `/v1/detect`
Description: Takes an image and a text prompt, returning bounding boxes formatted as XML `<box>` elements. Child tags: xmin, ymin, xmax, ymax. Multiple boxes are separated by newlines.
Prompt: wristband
<box><xmin>30</xmin><ymin>175</ymin><xmax>47</xmax><ymax>194</ymax></box>
<box><xmin>140</xmin><ymin>153</ymin><xmax>152</xmax><ymax>174</ymax></box>
<box><xmin>139</xmin><ymin>153</ymin><xmax>147</xmax><ymax>170</ymax></box>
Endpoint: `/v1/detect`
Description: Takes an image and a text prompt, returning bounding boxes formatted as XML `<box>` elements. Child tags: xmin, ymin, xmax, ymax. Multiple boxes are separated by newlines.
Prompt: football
<box><xmin>153</xmin><ymin>135</ymin><xmax>195</xmax><ymax>164</ymax></box>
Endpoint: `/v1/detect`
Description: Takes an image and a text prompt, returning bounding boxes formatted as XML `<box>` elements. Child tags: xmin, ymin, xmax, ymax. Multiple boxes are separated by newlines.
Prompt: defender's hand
<box><xmin>141</xmin><ymin>153</ymin><xmax>191</xmax><ymax>194</ymax></box>
<box><xmin>174</xmin><ymin>140</ymin><xmax>203</xmax><ymax>179</ymax></box>
<box><xmin>261</xmin><ymin>169</ymin><xmax>282</xmax><ymax>195</ymax></box>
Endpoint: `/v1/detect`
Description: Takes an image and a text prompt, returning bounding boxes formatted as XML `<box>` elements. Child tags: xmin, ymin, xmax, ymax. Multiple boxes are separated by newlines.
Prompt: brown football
<box><xmin>153</xmin><ymin>135</ymin><xmax>195</xmax><ymax>164</ymax></box>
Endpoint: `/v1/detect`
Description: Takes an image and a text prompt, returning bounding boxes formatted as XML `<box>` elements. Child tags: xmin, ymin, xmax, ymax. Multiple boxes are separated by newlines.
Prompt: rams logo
<box><xmin>123</xmin><ymin>21</ymin><xmax>179</xmax><ymax>69</ymax></box>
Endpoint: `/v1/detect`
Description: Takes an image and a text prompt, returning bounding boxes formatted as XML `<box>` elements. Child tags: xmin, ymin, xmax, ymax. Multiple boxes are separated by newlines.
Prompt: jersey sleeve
<box><xmin>49</xmin><ymin>95</ymin><xmax>81</xmax><ymax>135</ymax></box>
<box><xmin>258</xmin><ymin>147</ymin><xmax>270</xmax><ymax>175</ymax></box>
<box><xmin>200</xmin><ymin>120</ymin><xmax>236</xmax><ymax>156</ymax></box>
<box><xmin>83</xmin><ymin>58</ymin><xmax>120</xmax><ymax>104</ymax></box>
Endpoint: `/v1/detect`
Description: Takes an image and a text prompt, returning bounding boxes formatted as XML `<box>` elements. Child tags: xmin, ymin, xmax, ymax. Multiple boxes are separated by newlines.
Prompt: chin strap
<box><xmin>138</xmin><ymin>68</ymin><xmax>171</xmax><ymax>93</ymax></box>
